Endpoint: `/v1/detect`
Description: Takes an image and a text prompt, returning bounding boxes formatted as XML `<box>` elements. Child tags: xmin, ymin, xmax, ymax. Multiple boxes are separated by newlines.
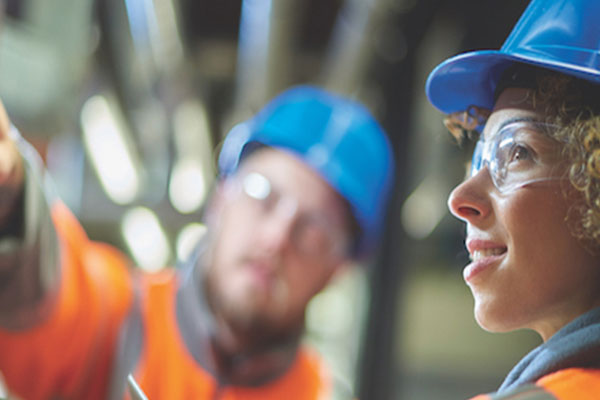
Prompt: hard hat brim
<box><xmin>426</xmin><ymin>49</ymin><xmax>600</xmax><ymax>116</ymax></box>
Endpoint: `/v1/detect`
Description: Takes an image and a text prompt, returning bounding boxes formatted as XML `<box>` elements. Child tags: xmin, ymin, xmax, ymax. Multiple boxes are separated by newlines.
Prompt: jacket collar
<box><xmin>499</xmin><ymin>306</ymin><xmax>600</xmax><ymax>392</ymax></box>
<box><xmin>175</xmin><ymin>243</ymin><xmax>301</xmax><ymax>387</ymax></box>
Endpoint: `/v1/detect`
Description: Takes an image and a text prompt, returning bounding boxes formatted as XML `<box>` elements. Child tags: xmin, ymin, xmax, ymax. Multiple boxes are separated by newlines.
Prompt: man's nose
<box><xmin>258</xmin><ymin>198</ymin><xmax>298</xmax><ymax>254</ymax></box>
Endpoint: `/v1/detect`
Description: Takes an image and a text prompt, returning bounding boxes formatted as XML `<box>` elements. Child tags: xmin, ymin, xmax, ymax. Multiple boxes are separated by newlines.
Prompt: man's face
<box><xmin>204</xmin><ymin>148</ymin><xmax>351</xmax><ymax>340</ymax></box>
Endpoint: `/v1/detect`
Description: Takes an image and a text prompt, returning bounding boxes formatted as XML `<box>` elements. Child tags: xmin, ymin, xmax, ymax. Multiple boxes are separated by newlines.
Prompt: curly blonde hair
<box><xmin>528</xmin><ymin>70</ymin><xmax>600</xmax><ymax>246</ymax></box>
<box><xmin>445</xmin><ymin>67</ymin><xmax>600</xmax><ymax>246</ymax></box>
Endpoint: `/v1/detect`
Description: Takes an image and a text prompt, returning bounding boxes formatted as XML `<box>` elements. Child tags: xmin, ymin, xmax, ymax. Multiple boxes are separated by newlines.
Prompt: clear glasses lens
<box><xmin>470</xmin><ymin>121</ymin><xmax>560</xmax><ymax>193</ymax></box>
<box><xmin>239</xmin><ymin>172</ymin><xmax>349</xmax><ymax>258</ymax></box>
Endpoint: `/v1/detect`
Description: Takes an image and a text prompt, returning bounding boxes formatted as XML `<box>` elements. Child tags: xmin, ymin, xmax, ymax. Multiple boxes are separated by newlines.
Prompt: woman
<box><xmin>426</xmin><ymin>0</ymin><xmax>600</xmax><ymax>398</ymax></box>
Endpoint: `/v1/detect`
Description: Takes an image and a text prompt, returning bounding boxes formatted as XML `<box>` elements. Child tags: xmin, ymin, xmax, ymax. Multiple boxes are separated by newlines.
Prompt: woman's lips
<box><xmin>464</xmin><ymin>239</ymin><xmax>507</xmax><ymax>283</ymax></box>
<box><xmin>463</xmin><ymin>253</ymin><xmax>505</xmax><ymax>283</ymax></box>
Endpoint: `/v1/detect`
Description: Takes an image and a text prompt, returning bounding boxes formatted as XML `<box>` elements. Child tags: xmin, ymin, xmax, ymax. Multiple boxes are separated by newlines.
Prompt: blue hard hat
<box><xmin>218</xmin><ymin>85</ymin><xmax>395</xmax><ymax>256</ymax></box>
<box><xmin>426</xmin><ymin>0</ymin><xmax>600</xmax><ymax>116</ymax></box>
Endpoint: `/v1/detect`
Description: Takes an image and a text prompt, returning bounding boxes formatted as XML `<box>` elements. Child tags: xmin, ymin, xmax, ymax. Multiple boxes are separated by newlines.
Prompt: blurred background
<box><xmin>0</xmin><ymin>0</ymin><xmax>541</xmax><ymax>398</ymax></box>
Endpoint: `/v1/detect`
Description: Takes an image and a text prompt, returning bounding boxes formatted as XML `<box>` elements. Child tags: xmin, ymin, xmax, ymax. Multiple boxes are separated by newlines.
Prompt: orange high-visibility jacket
<box><xmin>0</xmin><ymin>202</ymin><xmax>333</xmax><ymax>400</ymax></box>
<box><xmin>470</xmin><ymin>368</ymin><xmax>600</xmax><ymax>399</ymax></box>
<box><xmin>468</xmin><ymin>305</ymin><xmax>600</xmax><ymax>400</ymax></box>
<box><xmin>0</xmin><ymin>131</ymin><xmax>335</xmax><ymax>400</ymax></box>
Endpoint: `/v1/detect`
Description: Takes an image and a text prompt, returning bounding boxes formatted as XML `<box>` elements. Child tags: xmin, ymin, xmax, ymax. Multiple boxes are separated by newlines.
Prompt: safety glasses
<box><xmin>470</xmin><ymin>120</ymin><xmax>564</xmax><ymax>193</ymax></box>
<box><xmin>228</xmin><ymin>171</ymin><xmax>351</xmax><ymax>259</ymax></box>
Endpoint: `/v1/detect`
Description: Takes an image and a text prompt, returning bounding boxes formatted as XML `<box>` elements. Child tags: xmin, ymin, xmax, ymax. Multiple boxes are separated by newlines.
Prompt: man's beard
<box><xmin>203</xmin><ymin>265</ymin><xmax>303</xmax><ymax>350</ymax></box>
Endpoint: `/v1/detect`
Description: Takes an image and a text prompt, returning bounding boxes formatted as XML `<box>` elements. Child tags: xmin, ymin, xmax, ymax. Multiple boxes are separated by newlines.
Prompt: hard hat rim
<box><xmin>426</xmin><ymin>48</ymin><xmax>600</xmax><ymax>116</ymax></box>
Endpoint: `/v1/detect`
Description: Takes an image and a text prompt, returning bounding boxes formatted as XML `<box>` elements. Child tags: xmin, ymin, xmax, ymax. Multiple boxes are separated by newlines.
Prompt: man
<box><xmin>0</xmin><ymin>85</ymin><xmax>395</xmax><ymax>399</ymax></box>
<box><xmin>426</xmin><ymin>0</ymin><xmax>600</xmax><ymax>398</ymax></box>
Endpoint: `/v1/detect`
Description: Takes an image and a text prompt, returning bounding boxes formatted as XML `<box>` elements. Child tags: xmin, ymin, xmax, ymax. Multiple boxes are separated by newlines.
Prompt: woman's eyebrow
<box><xmin>483</xmin><ymin>116</ymin><xmax>542</xmax><ymax>139</ymax></box>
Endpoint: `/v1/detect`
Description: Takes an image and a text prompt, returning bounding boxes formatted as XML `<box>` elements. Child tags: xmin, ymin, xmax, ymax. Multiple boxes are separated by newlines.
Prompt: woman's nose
<box><xmin>447</xmin><ymin>168</ymin><xmax>493</xmax><ymax>223</ymax></box>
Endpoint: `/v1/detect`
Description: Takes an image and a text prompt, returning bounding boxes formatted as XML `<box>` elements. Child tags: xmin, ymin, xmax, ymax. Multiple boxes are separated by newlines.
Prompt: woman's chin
<box><xmin>474</xmin><ymin>303</ymin><xmax>520</xmax><ymax>334</ymax></box>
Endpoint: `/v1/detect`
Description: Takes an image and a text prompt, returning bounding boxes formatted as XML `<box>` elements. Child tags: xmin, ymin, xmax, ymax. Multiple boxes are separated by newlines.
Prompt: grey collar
<box><xmin>499</xmin><ymin>307</ymin><xmax>600</xmax><ymax>392</ymax></box>
<box><xmin>175</xmin><ymin>244</ymin><xmax>301</xmax><ymax>387</ymax></box>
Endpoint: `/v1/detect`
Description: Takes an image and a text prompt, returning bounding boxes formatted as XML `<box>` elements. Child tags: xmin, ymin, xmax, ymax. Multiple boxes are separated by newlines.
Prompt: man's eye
<box><xmin>258</xmin><ymin>193</ymin><xmax>278</xmax><ymax>211</ymax></box>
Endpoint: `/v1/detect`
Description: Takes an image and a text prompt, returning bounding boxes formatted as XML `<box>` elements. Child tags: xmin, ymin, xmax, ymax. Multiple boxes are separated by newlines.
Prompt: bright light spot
<box><xmin>152</xmin><ymin>0</ymin><xmax>184</xmax><ymax>70</ymax></box>
<box><xmin>401</xmin><ymin>175</ymin><xmax>447</xmax><ymax>239</ymax></box>
<box><xmin>122</xmin><ymin>207</ymin><xmax>171</xmax><ymax>272</ymax></box>
<box><xmin>173</xmin><ymin>99</ymin><xmax>213</xmax><ymax>161</ymax></box>
<box><xmin>243</xmin><ymin>172</ymin><xmax>271</xmax><ymax>199</ymax></box>
<box><xmin>176</xmin><ymin>223</ymin><xmax>208</xmax><ymax>262</ymax></box>
<box><xmin>169</xmin><ymin>159</ymin><xmax>207</xmax><ymax>214</ymax></box>
<box><xmin>0</xmin><ymin>372</ymin><xmax>6</xmax><ymax>398</ymax></box>
<box><xmin>170</xmin><ymin>99</ymin><xmax>215</xmax><ymax>213</ymax></box>
<box><xmin>81</xmin><ymin>95</ymin><xmax>140</xmax><ymax>205</ymax></box>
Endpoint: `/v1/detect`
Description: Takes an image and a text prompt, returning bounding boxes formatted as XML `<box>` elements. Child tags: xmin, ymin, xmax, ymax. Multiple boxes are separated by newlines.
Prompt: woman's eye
<box><xmin>508</xmin><ymin>144</ymin><xmax>533</xmax><ymax>163</ymax></box>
